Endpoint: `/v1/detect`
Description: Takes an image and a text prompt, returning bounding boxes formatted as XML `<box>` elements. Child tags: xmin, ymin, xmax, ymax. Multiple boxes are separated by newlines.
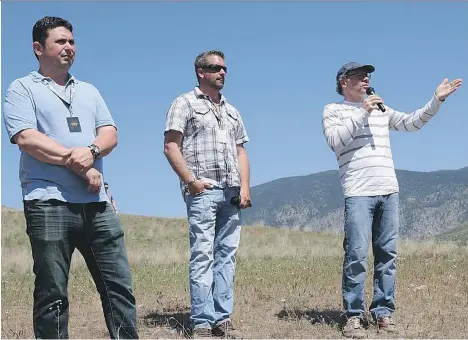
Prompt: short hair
<box><xmin>104</xmin><ymin>182</ymin><xmax>109</xmax><ymax>186</ymax></box>
<box><xmin>336</xmin><ymin>75</ymin><xmax>345</xmax><ymax>96</ymax></box>
<box><xmin>194</xmin><ymin>50</ymin><xmax>225</xmax><ymax>82</ymax></box>
<box><xmin>32</xmin><ymin>16</ymin><xmax>73</xmax><ymax>59</ymax></box>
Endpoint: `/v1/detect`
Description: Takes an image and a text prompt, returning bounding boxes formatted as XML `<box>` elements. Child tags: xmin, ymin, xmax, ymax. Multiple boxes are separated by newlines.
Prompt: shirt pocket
<box><xmin>190</xmin><ymin>104</ymin><xmax>217</xmax><ymax>131</ymax></box>
<box><xmin>225</xmin><ymin>109</ymin><xmax>239</xmax><ymax>139</ymax></box>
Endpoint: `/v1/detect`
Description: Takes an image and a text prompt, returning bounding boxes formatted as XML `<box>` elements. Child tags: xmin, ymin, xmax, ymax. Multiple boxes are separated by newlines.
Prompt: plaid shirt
<box><xmin>165</xmin><ymin>87</ymin><xmax>249</xmax><ymax>193</ymax></box>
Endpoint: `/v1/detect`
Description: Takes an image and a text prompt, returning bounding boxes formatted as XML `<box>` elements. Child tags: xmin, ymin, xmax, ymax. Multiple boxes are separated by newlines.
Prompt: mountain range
<box><xmin>242</xmin><ymin>167</ymin><xmax>468</xmax><ymax>240</ymax></box>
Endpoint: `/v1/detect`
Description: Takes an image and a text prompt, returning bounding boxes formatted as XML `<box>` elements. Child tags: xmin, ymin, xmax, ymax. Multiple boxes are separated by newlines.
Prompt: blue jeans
<box><xmin>185</xmin><ymin>187</ymin><xmax>242</xmax><ymax>330</ymax></box>
<box><xmin>342</xmin><ymin>193</ymin><xmax>399</xmax><ymax>319</ymax></box>
<box><xmin>24</xmin><ymin>199</ymin><xmax>138</xmax><ymax>339</ymax></box>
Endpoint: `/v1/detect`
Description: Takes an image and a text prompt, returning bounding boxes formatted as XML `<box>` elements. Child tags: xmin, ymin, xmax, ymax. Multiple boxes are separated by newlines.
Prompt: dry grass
<box><xmin>2</xmin><ymin>209</ymin><xmax>468</xmax><ymax>339</ymax></box>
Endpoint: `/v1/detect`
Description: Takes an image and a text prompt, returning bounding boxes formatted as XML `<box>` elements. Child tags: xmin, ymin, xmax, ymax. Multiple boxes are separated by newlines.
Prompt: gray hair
<box><xmin>194</xmin><ymin>50</ymin><xmax>225</xmax><ymax>81</ymax></box>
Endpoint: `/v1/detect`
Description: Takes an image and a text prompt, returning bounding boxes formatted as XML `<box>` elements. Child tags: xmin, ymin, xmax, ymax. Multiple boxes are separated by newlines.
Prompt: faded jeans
<box><xmin>24</xmin><ymin>199</ymin><xmax>138</xmax><ymax>339</ymax></box>
<box><xmin>342</xmin><ymin>193</ymin><xmax>399</xmax><ymax>319</ymax></box>
<box><xmin>185</xmin><ymin>187</ymin><xmax>242</xmax><ymax>330</ymax></box>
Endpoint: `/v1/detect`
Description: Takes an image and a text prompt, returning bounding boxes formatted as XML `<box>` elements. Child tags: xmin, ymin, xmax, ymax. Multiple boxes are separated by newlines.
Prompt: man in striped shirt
<box><xmin>164</xmin><ymin>50</ymin><xmax>251</xmax><ymax>338</ymax></box>
<box><xmin>322</xmin><ymin>62</ymin><xmax>462</xmax><ymax>338</ymax></box>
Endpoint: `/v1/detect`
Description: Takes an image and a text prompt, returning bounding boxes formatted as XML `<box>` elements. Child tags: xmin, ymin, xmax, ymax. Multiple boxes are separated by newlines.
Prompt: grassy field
<box><xmin>2</xmin><ymin>208</ymin><xmax>468</xmax><ymax>339</ymax></box>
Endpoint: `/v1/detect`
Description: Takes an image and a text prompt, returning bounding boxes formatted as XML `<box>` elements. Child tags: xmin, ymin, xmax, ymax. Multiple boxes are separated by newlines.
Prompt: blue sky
<box><xmin>1</xmin><ymin>1</ymin><xmax>467</xmax><ymax>217</ymax></box>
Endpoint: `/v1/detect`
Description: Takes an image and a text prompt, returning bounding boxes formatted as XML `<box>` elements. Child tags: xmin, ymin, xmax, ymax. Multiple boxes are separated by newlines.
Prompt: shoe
<box><xmin>377</xmin><ymin>316</ymin><xmax>398</xmax><ymax>334</ymax></box>
<box><xmin>212</xmin><ymin>320</ymin><xmax>244</xmax><ymax>339</ymax></box>
<box><xmin>193</xmin><ymin>327</ymin><xmax>213</xmax><ymax>338</ymax></box>
<box><xmin>342</xmin><ymin>315</ymin><xmax>366</xmax><ymax>339</ymax></box>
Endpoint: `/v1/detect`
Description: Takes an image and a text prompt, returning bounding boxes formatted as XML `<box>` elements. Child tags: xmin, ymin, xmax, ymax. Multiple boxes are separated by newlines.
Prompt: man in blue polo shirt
<box><xmin>3</xmin><ymin>16</ymin><xmax>138</xmax><ymax>339</ymax></box>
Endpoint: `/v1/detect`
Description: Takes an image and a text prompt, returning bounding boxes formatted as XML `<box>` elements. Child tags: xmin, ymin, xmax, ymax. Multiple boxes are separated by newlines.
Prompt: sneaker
<box><xmin>377</xmin><ymin>316</ymin><xmax>398</xmax><ymax>334</ymax></box>
<box><xmin>212</xmin><ymin>320</ymin><xmax>244</xmax><ymax>339</ymax></box>
<box><xmin>342</xmin><ymin>315</ymin><xmax>366</xmax><ymax>339</ymax></box>
<box><xmin>193</xmin><ymin>327</ymin><xmax>213</xmax><ymax>338</ymax></box>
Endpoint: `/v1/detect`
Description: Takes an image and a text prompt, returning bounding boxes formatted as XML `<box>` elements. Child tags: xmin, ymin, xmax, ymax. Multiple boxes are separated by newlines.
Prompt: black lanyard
<box><xmin>42</xmin><ymin>80</ymin><xmax>76</xmax><ymax>116</ymax></box>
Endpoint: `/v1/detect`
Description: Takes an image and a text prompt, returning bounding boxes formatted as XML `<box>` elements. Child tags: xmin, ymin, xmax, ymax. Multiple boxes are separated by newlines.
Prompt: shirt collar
<box><xmin>29</xmin><ymin>71</ymin><xmax>78</xmax><ymax>86</ymax></box>
<box><xmin>193</xmin><ymin>86</ymin><xmax>227</xmax><ymax>104</ymax></box>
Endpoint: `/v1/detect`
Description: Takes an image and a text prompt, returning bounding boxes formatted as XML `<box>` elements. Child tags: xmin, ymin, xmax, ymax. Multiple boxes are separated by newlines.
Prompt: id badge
<box><xmin>66</xmin><ymin>116</ymin><xmax>82</xmax><ymax>132</ymax></box>
<box><xmin>216</xmin><ymin>129</ymin><xmax>227</xmax><ymax>144</ymax></box>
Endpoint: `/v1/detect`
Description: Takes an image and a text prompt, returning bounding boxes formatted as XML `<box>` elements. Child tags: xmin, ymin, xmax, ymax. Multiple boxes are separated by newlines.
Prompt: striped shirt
<box><xmin>165</xmin><ymin>87</ymin><xmax>249</xmax><ymax>193</ymax></box>
<box><xmin>322</xmin><ymin>94</ymin><xmax>443</xmax><ymax>197</ymax></box>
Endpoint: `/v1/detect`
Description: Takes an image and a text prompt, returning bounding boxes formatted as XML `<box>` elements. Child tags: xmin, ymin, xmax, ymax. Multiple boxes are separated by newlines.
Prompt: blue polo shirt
<box><xmin>3</xmin><ymin>71</ymin><xmax>116</xmax><ymax>203</ymax></box>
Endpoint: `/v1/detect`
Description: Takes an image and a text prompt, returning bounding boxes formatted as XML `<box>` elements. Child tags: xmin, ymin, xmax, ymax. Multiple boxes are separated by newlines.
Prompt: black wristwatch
<box><xmin>87</xmin><ymin>144</ymin><xmax>101</xmax><ymax>160</ymax></box>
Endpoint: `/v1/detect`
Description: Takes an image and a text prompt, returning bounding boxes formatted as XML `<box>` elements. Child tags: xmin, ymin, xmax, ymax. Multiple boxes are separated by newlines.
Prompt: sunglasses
<box><xmin>202</xmin><ymin>64</ymin><xmax>228</xmax><ymax>73</ymax></box>
<box><xmin>346</xmin><ymin>72</ymin><xmax>371</xmax><ymax>80</ymax></box>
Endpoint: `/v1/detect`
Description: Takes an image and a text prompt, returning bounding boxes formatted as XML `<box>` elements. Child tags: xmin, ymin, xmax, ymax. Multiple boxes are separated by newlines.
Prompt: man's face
<box><xmin>34</xmin><ymin>26</ymin><xmax>75</xmax><ymax>70</ymax></box>
<box><xmin>104</xmin><ymin>186</ymin><xmax>108</xmax><ymax>192</ymax></box>
<box><xmin>342</xmin><ymin>69</ymin><xmax>371</xmax><ymax>96</ymax></box>
<box><xmin>197</xmin><ymin>55</ymin><xmax>227</xmax><ymax>90</ymax></box>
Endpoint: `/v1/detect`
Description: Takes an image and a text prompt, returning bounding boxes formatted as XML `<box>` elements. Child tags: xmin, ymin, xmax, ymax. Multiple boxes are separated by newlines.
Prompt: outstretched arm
<box><xmin>388</xmin><ymin>78</ymin><xmax>462</xmax><ymax>131</ymax></box>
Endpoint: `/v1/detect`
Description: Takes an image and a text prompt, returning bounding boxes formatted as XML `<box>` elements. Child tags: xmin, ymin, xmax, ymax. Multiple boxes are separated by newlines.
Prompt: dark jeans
<box><xmin>24</xmin><ymin>199</ymin><xmax>139</xmax><ymax>339</ymax></box>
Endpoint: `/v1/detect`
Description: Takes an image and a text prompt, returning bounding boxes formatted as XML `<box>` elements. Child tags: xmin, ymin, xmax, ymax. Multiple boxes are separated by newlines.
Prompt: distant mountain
<box><xmin>436</xmin><ymin>223</ymin><xmax>468</xmax><ymax>245</ymax></box>
<box><xmin>242</xmin><ymin>167</ymin><xmax>468</xmax><ymax>240</ymax></box>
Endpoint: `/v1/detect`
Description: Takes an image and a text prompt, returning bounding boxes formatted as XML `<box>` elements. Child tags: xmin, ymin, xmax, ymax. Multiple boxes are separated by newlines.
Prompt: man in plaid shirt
<box><xmin>164</xmin><ymin>50</ymin><xmax>251</xmax><ymax>339</ymax></box>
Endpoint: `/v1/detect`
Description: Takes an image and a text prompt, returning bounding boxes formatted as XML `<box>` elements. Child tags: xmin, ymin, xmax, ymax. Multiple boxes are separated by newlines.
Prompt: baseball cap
<box><xmin>336</xmin><ymin>62</ymin><xmax>375</xmax><ymax>80</ymax></box>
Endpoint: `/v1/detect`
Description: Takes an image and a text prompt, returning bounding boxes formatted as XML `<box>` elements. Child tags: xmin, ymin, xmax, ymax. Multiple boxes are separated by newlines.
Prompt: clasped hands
<box><xmin>63</xmin><ymin>147</ymin><xmax>101</xmax><ymax>193</ymax></box>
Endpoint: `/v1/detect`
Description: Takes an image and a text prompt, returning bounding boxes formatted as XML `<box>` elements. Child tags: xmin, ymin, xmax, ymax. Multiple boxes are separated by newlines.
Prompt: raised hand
<box><xmin>362</xmin><ymin>94</ymin><xmax>384</xmax><ymax>114</ymax></box>
<box><xmin>435</xmin><ymin>78</ymin><xmax>463</xmax><ymax>101</ymax></box>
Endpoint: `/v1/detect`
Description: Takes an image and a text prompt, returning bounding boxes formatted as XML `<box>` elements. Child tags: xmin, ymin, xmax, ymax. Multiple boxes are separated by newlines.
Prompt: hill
<box><xmin>243</xmin><ymin>167</ymin><xmax>468</xmax><ymax>240</ymax></box>
<box><xmin>436</xmin><ymin>223</ymin><xmax>468</xmax><ymax>245</ymax></box>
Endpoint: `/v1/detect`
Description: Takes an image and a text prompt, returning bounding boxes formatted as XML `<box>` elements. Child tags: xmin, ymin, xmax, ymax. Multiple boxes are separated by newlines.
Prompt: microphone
<box><xmin>366</xmin><ymin>87</ymin><xmax>386</xmax><ymax>112</ymax></box>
